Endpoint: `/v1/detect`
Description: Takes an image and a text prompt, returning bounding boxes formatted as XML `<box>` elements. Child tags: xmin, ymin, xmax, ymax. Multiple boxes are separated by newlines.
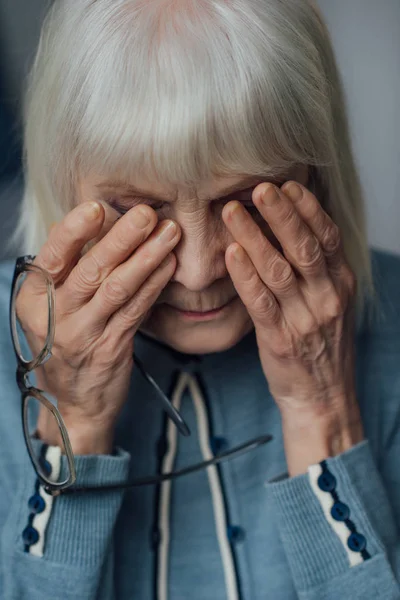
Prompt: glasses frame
<box><xmin>10</xmin><ymin>255</ymin><xmax>76</xmax><ymax>493</ymax></box>
<box><xmin>10</xmin><ymin>256</ymin><xmax>273</xmax><ymax>497</ymax></box>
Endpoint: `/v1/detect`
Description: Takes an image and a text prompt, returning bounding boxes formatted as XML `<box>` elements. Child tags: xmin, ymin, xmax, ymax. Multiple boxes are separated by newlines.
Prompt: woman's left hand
<box><xmin>223</xmin><ymin>181</ymin><xmax>364</xmax><ymax>475</ymax></box>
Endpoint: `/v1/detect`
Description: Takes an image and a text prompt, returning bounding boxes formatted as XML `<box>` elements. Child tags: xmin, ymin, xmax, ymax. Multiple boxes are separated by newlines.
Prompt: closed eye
<box><xmin>107</xmin><ymin>198</ymin><xmax>166</xmax><ymax>215</ymax></box>
<box><xmin>109</xmin><ymin>198</ymin><xmax>261</xmax><ymax>216</ymax></box>
<box><xmin>106</xmin><ymin>180</ymin><xmax>284</xmax><ymax>216</ymax></box>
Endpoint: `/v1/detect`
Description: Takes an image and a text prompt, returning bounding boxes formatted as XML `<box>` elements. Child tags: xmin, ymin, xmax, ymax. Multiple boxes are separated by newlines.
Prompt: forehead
<box><xmin>79</xmin><ymin>168</ymin><xmax>298</xmax><ymax>202</ymax></box>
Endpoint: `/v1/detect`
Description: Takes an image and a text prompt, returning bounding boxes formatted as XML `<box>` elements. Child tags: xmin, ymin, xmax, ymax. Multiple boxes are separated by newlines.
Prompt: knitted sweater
<box><xmin>0</xmin><ymin>247</ymin><xmax>400</xmax><ymax>600</ymax></box>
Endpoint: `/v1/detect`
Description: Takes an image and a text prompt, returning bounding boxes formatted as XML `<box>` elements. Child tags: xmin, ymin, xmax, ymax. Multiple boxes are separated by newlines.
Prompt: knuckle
<box><xmin>297</xmin><ymin>235</ymin><xmax>322</xmax><ymax>267</ymax></box>
<box><xmin>300</xmin><ymin>318</ymin><xmax>320</xmax><ymax>341</ymax></box>
<box><xmin>42</xmin><ymin>241</ymin><xmax>64</xmax><ymax>272</ymax></box>
<box><xmin>15</xmin><ymin>287</ymin><xmax>47</xmax><ymax>339</ymax></box>
<box><xmin>115</xmin><ymin>296</ymin><xmax>144</xmax><ymax>330</ymax></box>
<box><xmin>61</xmin><ymin>325</ymin><xmax>92</xmax><ymax>358</ymax></box>
<box><xmin>269</xmin><ymin>257</ymin><xmax>293</xmax><ymax>286</ymax></box>
<box><xmin>116</xmin><ymin>307</ymin><xmax>140</xmax><ymax>329</ymax></box>
<box><xmin>60</xmin><ymin>328</ymin><xmax>80</xmax><ymax>354</ymax></box>
<box><xmin>17</xmin><ymin>303</ymin><xmax>48</xmax><ymax>343</ymax></box>
<box><xmin>102</xmin><ymin>275</ymin><xmax>131</xmax><ymax>306</ymax></box>
<box><xmin>272</xmin><ymin>337</ymin><xmax>295</xmax><ymax>360</ymax></box>
<box><xmin>325</xmin><ymin>293</ymin><xmax>344</xmax><ymax>318</ymax></box>
<box><xmin>114</xmin><ymin>267</ymin><xmax>168</xmax><ymax>329</ymax></box>
<box><xmin>252</xmin><ymin>288</ymin><xmax>277</xmax><ymax>318</ymax></box>
<box><xmin>322</xmin><ymin>224</ymin><xmax>341</xmax><ymax>253</ymax></box>
<box><xmin>281</xmin><ymin>209</ymin><xmax>297</xmax><ymax>228</ymax></box>
<box><xmin>305</xmin><ymin>317</ymin><xmax>320</xmax><ymax>336</ymax></box>
<box><xmin>77</xmin><ymin>254</ymin><xmax>103</xmax><ymax>286</ymax></box>
<box><xmin>30</xmin><ymin>312</ymin><xmax>49</xmax><ymax>339</ymax></box>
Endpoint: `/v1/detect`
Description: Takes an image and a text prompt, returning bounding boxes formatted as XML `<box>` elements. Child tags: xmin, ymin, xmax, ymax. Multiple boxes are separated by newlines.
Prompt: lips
<box><xmin>166</xmin><ymin>297</ymin><xmax>236</xmax><ymax>313</ymax></box>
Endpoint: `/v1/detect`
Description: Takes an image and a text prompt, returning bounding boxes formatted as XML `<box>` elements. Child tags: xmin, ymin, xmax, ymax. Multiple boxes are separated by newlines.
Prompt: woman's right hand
<box><xmin>15</xmin><ymin>200</ymin><xmax>181</xmax><ymax>454</ymax></box>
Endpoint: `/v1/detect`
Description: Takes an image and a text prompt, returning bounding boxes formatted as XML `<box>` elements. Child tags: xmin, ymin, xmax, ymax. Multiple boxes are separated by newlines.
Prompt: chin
<box><xmin>140</xmin><ymin>299</ymin><xmax>254</xmax><ymax>355</ymax></box>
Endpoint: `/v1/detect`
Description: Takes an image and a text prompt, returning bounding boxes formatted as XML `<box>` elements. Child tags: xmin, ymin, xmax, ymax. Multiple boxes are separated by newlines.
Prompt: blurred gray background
<box><xmin>0</xmin><ymin>0</ymin><xmax>399</xmax><ymax>259</ymax></box>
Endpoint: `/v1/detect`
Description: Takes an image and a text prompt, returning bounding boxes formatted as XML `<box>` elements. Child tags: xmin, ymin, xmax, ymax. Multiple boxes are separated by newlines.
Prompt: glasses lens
<box><xmin>12</xmin><ymin>269</ymin><xmax>52</xmax><ymax>363</ymax></box>
<box><xmin>24</xmin><ymin>394</ymin><xmax>70</xmax><ymax>483</ymax></box>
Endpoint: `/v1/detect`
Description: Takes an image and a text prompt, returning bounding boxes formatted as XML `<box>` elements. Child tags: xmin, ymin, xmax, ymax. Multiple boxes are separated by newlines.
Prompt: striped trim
<box><xmin>308</xmin><ymin>462</ymin><xmax>370</xmax><ymax>566</ymax></box>
<box><xmin>156</xmin><ymin>371</ymin><xmax>189</xmax><ymax>600</ymax></box>
<box><xmin>27</xmin><ymin>445</ymin><xmax>61</xmax><ymax>557</ymax></box>
<box><xmin>155</xmin><ymin>371</ymin><xmax>240</xmax><ymax>600</ymax></box>
<box><xmin>188</xmin><ymin>374</ymin><xmax>240</xmax><ymax>600</ymax></box>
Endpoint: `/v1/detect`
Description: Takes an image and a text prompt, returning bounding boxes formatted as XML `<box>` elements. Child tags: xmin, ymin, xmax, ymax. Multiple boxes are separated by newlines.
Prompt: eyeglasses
<box><xmin>10</xmin><ymin>255</ymin><xmax>273</xmax><ymax>496</ymax></box>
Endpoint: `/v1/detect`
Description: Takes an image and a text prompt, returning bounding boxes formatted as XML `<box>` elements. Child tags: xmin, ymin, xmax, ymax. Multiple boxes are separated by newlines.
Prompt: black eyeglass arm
<box><xmin>133</xmin><ymin>352</ymin><xmax>190</xmax><ymax>437</ymax></box>
<box><xmin>50</xmin><ymin>434</ymin><xmax>273</xmax><ymax>495</ymax></box>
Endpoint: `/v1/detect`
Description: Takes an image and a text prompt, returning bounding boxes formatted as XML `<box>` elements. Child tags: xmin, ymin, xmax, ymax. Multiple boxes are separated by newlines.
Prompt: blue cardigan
<box><xmin>0</xmin><ymin>247</ymin><xmax>400</xmax><ymax>600</ymax></box>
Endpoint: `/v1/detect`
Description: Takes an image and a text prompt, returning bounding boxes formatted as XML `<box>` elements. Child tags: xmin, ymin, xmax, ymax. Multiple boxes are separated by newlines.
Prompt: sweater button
<box><xmin>317</xmin><ymin>471</ymin><xmax>336</xmax><ymax>492</ymax></box>
<box><xmin>28</xmin><ymin>493</ymin><xmax>46</xmax><ymax>514</ymax></box>
<box><xmin>22</xmin><ymin>525</ymin><xmax>39</xmax><ymax>546</ymax></box>
<box><xmin>227</xmin><ymin>525</ymin><xmax>246</xmax><ymax>544</ymax></box>
<box><xmin>347</xmin><ymin>532</ymin><xmax>367</xmax><ymax>552</ymax></box>
<box><xmin>331</xmin><ymin>501</ymin><xmax>350</xmax><ymax>522</ymax></box>
<box><xmin>39</xmin><ymin>456</ymin><xmax>52</xmax><ymax>477</ymax></box>
<box><xmin>210</xmin><ymin>437</ymin><xmax>228</xmax><ymax>454</ymax></box>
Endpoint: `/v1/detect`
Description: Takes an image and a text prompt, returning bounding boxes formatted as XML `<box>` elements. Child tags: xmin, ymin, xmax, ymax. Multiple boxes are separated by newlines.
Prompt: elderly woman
<box><xmin>0</xmin><ymin>1</ymin><xmax>399</xmax><ymax>599</ymax></box>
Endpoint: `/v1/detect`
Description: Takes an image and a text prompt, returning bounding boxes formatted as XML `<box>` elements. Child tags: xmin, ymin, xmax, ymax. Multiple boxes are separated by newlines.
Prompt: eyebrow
<box><xmin>95</xmin><ymin>175</ymin><xmax>281</xmax><ymax>202</ymax></box>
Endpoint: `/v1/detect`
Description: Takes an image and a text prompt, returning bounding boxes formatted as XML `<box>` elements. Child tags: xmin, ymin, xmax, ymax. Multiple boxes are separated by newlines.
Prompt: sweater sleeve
<box><xmin>266</xmin><ymin>439</ymin><xmax>400</xmax><ymax>600</ymax></box>
<box><xmin>1</xmin><ymin>442</ymin><xmax>131</xmax><ymax>600</ymax></box>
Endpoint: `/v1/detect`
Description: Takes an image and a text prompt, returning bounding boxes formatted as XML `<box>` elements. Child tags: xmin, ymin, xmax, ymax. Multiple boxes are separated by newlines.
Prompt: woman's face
<box><xmin>78</xmin><ymin>165</ymin><xmax>308</xmax><ymax>354</ymax></box>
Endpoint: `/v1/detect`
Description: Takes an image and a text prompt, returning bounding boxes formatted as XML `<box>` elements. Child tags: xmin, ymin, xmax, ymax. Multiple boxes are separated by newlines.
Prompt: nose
<box><xmin>171</xmin><ymin>223</ymin><xmax>229</xmax><ymax>292</ymax></box>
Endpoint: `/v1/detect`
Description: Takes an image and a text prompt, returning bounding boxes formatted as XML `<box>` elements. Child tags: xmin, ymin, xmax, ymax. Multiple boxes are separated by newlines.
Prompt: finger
<box><xmin>281</xmin><ymin>181</ymin><xmax>357</xmax><ymax>301</ymax></box>
<box><xmin>280</xmin><ymin>181</ymin><xmax>346</xmax><ymax>274</ymax></box>
<box><xmin>81</xmin><ymin>219</ymin><xmax>181</xmax><ymax>327</ymax></box>
<box><xmin>279</xmin><ymin>181</ymin><xmax>355</xmax><ymax>310</ymax></box>
<box><xmin>78</xmin><ymin>200</ymin><xmax>128</xmax><ymax>258</ymax></box>
<box><xmin>33</xmin><ymin>202</ymin><xmax>105</xmax><ymax>285</ymax></box>
<box><xmin>62</xmin><ymin>204</ymin><xmax>159</xmax><ymax>312</ymax></box>
<box><xmin>105</xmin><ymin>253</ymin><xmax>177</xmax><ymax>336</ymax></box>
<box><xmin>253</xmin><ymin>182</ymin><xmax>346</xmax><ymax>316</ymax></box>
<box><xmin>222</xmin><ymin>200</ymin><xmax>299</xmax><ymax>301</ymax></box>
<box><xmin>253</xmin><ymin>183</ymin><xmax>330</xmax><ymax>285</ymax></box>
<box><xmin>225</xmin><ymin>242</ymin><xmax>281</xmax><ymax>329</ymax></box>
<box><xmin>223</xmin><ymin>201</ymin><xmax>315</xmax><ymax>332</ymax></box>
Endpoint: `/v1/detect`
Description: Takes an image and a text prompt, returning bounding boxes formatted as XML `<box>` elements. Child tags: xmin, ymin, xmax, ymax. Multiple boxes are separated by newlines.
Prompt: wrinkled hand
<box><xmin>17</xmin><ymin>201</ymin><xmax>181</xmax><ymax>454</ymax></box>
<box><xmin>222</xmin><ymin>181</ymin><xmax>359</xmax><ymax>421</ymax></box>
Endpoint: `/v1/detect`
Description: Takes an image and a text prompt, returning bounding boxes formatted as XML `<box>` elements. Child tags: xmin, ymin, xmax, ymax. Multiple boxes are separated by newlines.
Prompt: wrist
<box><xmin>281</xmin><ymin>401</ymin><xmax>364</xmax><ymax>477</ymax></box>
<box><xmin>37</xmin><ymin>410</ymin><xmax>115</xmax><ymax>455</ymax></box>
<box><xmin>64</xmin><ymin>426</ymin><xmax>115</xmax><ymax>455</ymax></box>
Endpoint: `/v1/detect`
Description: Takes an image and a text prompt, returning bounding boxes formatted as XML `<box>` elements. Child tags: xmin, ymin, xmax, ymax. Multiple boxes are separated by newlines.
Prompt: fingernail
<box><xmin>82</xmin><ymin>202</ymin><xmax>101</xmax><ymax>220</ymax></box>
<box><xmin>262</xmin><ymin>185</ymin><xmax>278</xmax><ymax>206</ymax></box>
<box><xmin>286</xmin><ymin>182</ymin><xmax>303</xmax><ymax>202</ymax></box>
<box><xmin>232</xmin><ymin>244</ymin><xmax>245</xmax><ymax>263</ymax></box>
<box><xmin>163</xmin><ymin>253</ymin><xmax>175</xmax><ymax>266</ymax></box>
<box><xmin>157</xmin><ymin>220</ymin><xmax>177</xmax><ymax>242</ymax></box>
<box><xmin>134</xmin><ymin>206</ymin><xmax>151</xmax><ymax>229</ymax></box>
<box><xmin>229</xmin><ymin>202</ymin><xmax>243</xmax><ymax>224</ymax></box>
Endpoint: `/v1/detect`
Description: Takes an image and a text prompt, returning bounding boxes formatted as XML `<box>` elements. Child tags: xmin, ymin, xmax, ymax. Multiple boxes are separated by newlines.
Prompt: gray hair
<box><xmin>7</xmin><ymin>0</ymin><xmax>378</xmax><ymax>327</ymax></box>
